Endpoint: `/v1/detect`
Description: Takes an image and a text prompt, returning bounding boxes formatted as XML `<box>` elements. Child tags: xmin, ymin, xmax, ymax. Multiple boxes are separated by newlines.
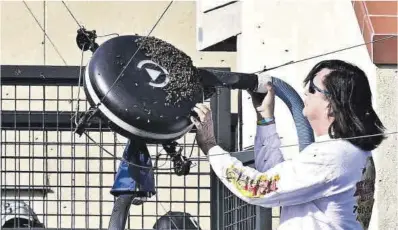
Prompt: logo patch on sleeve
<box><xmin>225</xmin><ymin>166</ymin><xmax>280</xmax><ymax>198</ymax></box>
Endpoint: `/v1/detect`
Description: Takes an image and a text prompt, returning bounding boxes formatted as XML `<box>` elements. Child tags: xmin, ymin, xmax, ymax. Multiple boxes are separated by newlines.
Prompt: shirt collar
<box><xmin>315</xmin><ymin>134</ymin><xmax>331</xmax><ymax>142</ymax></box>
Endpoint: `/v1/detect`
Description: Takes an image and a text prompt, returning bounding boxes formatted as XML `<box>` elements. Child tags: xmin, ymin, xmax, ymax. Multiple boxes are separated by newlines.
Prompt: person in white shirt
<box><xmin>190</xmin><ymin>59</ymin><xmax>386</xmax><ymax>230</ymax></box>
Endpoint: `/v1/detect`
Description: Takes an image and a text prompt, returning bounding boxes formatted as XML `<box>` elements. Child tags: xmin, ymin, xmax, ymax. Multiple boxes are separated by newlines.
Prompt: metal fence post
<box><xmin>256</xmin><ymin>206</ymin><xmax>272</xmax><ymax>230</ymax></box>
<box><xmin>210</xmin><ymin>87</ymin><xmax>232</xmax><ymax>230</ymax></box>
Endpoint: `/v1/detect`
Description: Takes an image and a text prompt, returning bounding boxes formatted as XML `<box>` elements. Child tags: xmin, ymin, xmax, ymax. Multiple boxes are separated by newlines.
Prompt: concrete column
<box><xmin>372</xmin><ymin>66</ymin><xmax>398</xmax><ymax>230</ymax></box>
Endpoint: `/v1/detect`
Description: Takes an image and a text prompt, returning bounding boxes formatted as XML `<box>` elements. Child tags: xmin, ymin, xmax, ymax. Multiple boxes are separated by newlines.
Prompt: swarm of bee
<box><xmin>135</xmin><ymin>36</ymin><xmax>203</xmax><ymax>106</ymax></box>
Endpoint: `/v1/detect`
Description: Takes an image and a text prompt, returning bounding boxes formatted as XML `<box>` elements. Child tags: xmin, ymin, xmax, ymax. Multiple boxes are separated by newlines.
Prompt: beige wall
<box><xmin>1</xmin><ymin>1</ymin><xmax>236</xmax><ymax>229</ymax></box>
<box><xmin>1</xmin><ymin>1</ymin><xmax>236</xmax><ymax>67</ymax></box>
<box><xmin>238</xmin><ymin>0</ymin><xmax>377</xmax><ymax>151</ymax></box>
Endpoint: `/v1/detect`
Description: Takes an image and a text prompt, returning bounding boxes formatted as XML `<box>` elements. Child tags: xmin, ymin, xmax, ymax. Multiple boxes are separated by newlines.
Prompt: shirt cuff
<box><xmin>208</xmin><ymin>145</ymin><xmax>226</xmax><ymax>157</ymax></box>
<box><xmin>256</xmin><ymin>123</ymin><xmax>277</xmax><ymax>138</ymax></box>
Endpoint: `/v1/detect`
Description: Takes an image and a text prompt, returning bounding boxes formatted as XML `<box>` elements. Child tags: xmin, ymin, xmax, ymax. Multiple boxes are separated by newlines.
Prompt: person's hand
<box><xmin>247</xmin><ymin>82</ymin><xmax>275</xmax><ymax>120</ymax></box>
<box><xmin>248</xmin><ymin>91</ymin><xmax>266</xmax><ymax>111</ymax></box>
<box><xmin>190</xmin><ymin>103</ymin><xmax>217</xmax><ymax>155</ymax></box>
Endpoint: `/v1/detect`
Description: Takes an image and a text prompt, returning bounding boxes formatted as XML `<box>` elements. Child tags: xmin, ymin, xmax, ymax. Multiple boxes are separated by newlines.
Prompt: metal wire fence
<box><xmin>223</xmin><ymin>188</ymin><xmax>256</xmax><ymax>230</ymax></box>
<box><xmin>0</xmin><ymin>66</ymin><xmax>211</xmax><ymax>229</ymax></box>
<box><xmin>1</xmin><ymin>65</ymin><xmax>277</xmax><ymax>230</ymax></box>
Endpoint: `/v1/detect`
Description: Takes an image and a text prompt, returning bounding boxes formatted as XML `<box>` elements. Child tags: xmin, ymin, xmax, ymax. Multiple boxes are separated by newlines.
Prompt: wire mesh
<box><xmin>217</xmin><ymin>164</ymin><xmax>279</xmax><ymax>230</ymax></box>
<box><xmin>223</xmin><ymin>187</ymin><xmax>256</xmax><ymax>230</ymax></box>
<box><xmin>1</xmin><ymin>83</ymin><xmax>211</xmax><ymax>229</ymax></box>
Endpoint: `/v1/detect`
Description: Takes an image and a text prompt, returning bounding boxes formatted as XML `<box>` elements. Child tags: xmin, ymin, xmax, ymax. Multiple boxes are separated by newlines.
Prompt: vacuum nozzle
<box><xmin>198</xmin><ymin>69</ymin><xmax>271</xmax><ymax>94</ymax></box>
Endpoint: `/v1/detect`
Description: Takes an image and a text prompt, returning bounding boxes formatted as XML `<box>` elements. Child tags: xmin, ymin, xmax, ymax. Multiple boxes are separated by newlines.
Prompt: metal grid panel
<box><xmin>223</xmin><ymin>187</ymin><xmax>257</xmax><ymax>230</ymax></box>
<box><xmin>218</xmin><ymin>170</ymin><xmax>275</xmax><ymax>230</ymax></box>
<box><xmin>216</xmin><ymin>157</ymin><xmax>275</xmax><ymax>230</ymax></box>
<box><xmin>1</xmin><ymin>81</ymin><xmax>211</xmax><ymax>229</ymax></box>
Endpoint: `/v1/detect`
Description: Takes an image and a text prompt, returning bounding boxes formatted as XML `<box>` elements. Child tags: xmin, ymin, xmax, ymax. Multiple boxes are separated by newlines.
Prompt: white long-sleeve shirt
<box><xmin>208</xmin><ymin>124</ymin><xmax>375</xmax><ymax>230</ymax></box>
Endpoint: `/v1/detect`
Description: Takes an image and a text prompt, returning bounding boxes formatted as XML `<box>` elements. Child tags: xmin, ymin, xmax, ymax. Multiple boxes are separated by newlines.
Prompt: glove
<box><xmin>190</xmin><ymin>103</ymin><xmax>217</xmax><ymax>155</ymax></box>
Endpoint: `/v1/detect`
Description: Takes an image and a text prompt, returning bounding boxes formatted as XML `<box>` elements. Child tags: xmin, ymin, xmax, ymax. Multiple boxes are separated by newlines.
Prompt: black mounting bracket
<box><xmin>162</xmin><ymin>141</ymin><xmax>192</xmax><ymax>176</ymax></box>
<box><xmin>74</xmin><ymin>107</ymin><xmax>100</xmax><ymax>136</ymax></box>
<box><xmin>76</xmin><ymin>27</ymin><xmax>99</xmax><ymax>53</ymax></box>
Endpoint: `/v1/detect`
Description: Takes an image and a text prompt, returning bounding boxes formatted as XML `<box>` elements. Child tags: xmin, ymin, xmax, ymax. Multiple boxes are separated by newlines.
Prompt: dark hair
<box><xmin>304</xmin><ymin>59</ymin><xmax>386</xmax><ymax>151</ymax></box>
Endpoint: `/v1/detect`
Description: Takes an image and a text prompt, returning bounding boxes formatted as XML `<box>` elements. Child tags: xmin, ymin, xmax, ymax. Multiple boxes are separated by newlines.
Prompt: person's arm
<box><xmin>254</xmin><ymin>123</ymin><xmax>284</xmax><ymax>172</ymax></box>
<box><xmin>207</xmin><ymin>144</ymin><xmax>337</xmax><ymax>208</ymax></box>
<box><xmin>248</xmin><ymin>82</ymin><xmax>283</xmax><ymax>172</ymax></box>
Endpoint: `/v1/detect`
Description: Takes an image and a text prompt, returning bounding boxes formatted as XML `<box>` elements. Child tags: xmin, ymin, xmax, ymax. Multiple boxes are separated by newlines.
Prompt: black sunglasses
<box><xmin>309</xmin><ymin>79</ymin><xmax>330</xmax><ymax>95</ymax></box>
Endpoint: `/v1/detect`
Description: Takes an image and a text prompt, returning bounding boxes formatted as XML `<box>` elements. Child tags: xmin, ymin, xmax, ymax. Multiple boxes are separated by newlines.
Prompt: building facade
<box><xmin>196</xmin><ymin>0</ymin><xmax>397</xmax><ymax>229</ymax></box>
